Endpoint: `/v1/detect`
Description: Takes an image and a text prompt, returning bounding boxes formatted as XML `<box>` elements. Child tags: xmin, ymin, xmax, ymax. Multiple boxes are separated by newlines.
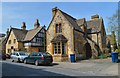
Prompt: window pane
<box><xmin>58</xmin><ymin>49</ymin><xmax>60</xmax><ymax>54</ymax></box>
<box><xmin>14</xmin><ymin>39</ymin><xmax>16</xmax><ymax>43</ymax></box>
<box><xmin>38</xmin><ymin>54</ymin><xmax>42</xmax><ymax>56</ymax></box>
<box><xmin>62</xmin><ymin>43</ymin><xmax>66</xmax><ymax>55</ymax></box>
<box><xmin>53</xmin><ymin>43</ymin><xmax>61</xmax><ymax>54</ymax></box>
<box><xmin>54</xmin><ymin>43</ymin><xmax>57</xmax><ymax>54</ymax></box>
<box><xmin>59</xmin><ymin>24</ymin><xmax>62</xmax><ymax>33</ymax></box>
<box><xmin>9</xmin><ymin>40</ymin><xmax>11</xmax><ymax>44</ymax></box>
<box><xmin>56</xmin><ymin>24</ymin><xmax>58</xmax><ymax>33</ymax></box>
<box><xmin>58</xmin><ymin>42</ymin><xmax>61</xmax><ymax>54</ymax></box>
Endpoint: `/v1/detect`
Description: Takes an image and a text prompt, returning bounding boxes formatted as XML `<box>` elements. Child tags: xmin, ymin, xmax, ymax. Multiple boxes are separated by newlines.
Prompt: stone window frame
<box><xmin>8</xmin><ymin>40</ymin><xmax>11</xmax><ymax>44</ymax></box>
<box><xmin>8</xmin><ymin>49</ymin><xmax>11</xmax><ymax>53</ymax></box>
<box><xmin>14</xmin><ymin>39</ymin><xmax>16</xmax><ymax>44</ymax></box>
<box><xmin>53</xmin><ymin>42</ymin><xmax>61</xmax><ymax>54</ymax></box>
<box><xmin>55</xmin><ymin>23</ymin><xmax>62</xmax><ymax>34</ymax></box>
<box><xmin>53</xmin><ymin>42</ymin><xmax>66</xmax><ymax>55</ymax></box>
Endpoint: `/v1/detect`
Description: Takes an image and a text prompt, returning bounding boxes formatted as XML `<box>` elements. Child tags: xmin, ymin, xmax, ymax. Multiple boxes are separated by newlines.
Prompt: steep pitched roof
<box><xmin>7</xmin><ymin>26</ymin><xmax>42</xmax><ymax>43</ymax></box>
<box><xmin>47</xmin><ymin>8</ymin><xmax>83</xmax><ymax>33</ymax></box>
<box><xmin>86</xmin><ymin>18</ymin><xmax>102</xmax><ymax>33</ymax></box>
<box><xmin>24</xmin><ymin>26</ymin><xmax>42</xmax><ymax>41</ymax></box>
<box><xmin>76</xmin><ymin>18</ymin><xmax>86</xmax><ymax>26</ymax></box>
<box><xmin>12</xmin><ymin>28</ymin><xmax>28</xmax><ymax>41</ymax></box>
<box><xmin>59</xmin><ymin>10</ymin><xmax>83</xmax><ymax>32</ymax></box>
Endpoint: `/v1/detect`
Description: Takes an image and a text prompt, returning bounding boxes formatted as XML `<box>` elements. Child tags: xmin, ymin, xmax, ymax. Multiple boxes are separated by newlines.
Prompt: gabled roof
<box><xmin>6</xmin><ymin>26</ymin><xmax>43</xmax><ymax>43</ymax></box>
<box><xmin>12</xmin><ymin>28</ymin><xmax>28</xmax><ymax>41</ymax></box>
<box><xmin>24</xmin><ymin>26</ymin><xmax>42</xmax><ymax>41</ymax></box>
<box><xmin>76</xmin><ymin>18</ymin><xmax>86</xmax><ymax>26</ymax></box>
<box><xmin>86</xmin><ymin>18</ymin><xmax>102</xmax><ymax>33</ymax></box>
<box><xmin>59</xmin><ymin>10</ymin><xmax>83</xmax><ymax>32</ymax></box>
<box><xmin>47</xmin><ymin>7</ymin><xmax>83</xmax><ymax>33</ymax></box>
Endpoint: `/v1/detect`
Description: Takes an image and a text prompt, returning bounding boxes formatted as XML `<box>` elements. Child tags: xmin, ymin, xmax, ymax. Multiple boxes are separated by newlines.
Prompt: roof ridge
<box><xmin>12</xmin><ymin>27</ymin><xmax>28</xmax><ymax>31</ymax></box>
<box><xmin>76</xmin><ymin>18</ymin><xmax>86</xmax><ymax>21</ymax></box>
<box><xmin>59</xmin><ymin>9</ymin><xmax>76</xmax><ymax>20</ymax></box>
<box><xmin>24</xmin><ymin>26</ymin><xmax>42</xmax><ymax>41</ymax></box>
<box><xmin>59</xmin><ymin>9</ymin><xmax>83</xmax><ymax>32</ymax></box>
<box><xmin>87</xmin><ymin>18</ymin><xmax>101</xmax><ymax>22</ymax></box>
<box><xmin>28</xmin><ymin>26</ymin><xmax>41</xmax><ymax>31</ymax></box>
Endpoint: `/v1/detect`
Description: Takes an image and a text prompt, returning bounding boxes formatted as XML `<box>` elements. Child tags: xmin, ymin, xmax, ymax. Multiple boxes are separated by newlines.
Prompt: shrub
<box><xmin>98</xmin><ymin>55</ymin><xmax>108</xmax><ymax>59</ymax></box>
<box><xmin>115</xmin><ymin>49</ymin><xmax>120</xmax><ymax>56</ymax></box>
<box><xmin>115</xmin><ymin>49</ymin><xmax>120</xmax><ymax>53</ymax></box>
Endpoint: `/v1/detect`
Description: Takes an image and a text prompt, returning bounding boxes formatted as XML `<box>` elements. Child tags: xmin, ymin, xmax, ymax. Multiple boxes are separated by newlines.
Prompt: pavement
<box><xmin>1</xmin><ymin>58</ymin><xmax>119</xmax><ymax>77</ymax></box>
<box><xmin>54</xmin><ymin>58</ymin><xmax>118</xmax><ymax>76</ymax></box>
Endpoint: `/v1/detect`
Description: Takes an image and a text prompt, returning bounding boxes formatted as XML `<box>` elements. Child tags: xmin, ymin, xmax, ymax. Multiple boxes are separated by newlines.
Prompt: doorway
<box><xmin>85</xmin><ymin>43</ymin><xmax>92</xmax><ymax>59</ymax></box>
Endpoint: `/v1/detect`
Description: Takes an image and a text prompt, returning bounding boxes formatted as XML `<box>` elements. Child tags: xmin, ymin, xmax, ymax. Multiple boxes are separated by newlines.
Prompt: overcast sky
<box><xmin>1</xmin><ymin>2</ymin><xmax>118</xmax><ymax>35</ymax></box>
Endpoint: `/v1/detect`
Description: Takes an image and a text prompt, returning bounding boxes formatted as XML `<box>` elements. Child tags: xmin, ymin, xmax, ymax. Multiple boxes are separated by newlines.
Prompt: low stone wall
<box><xmin>53</xmin><ymin>55</ymin><xmax>69</xmax><ymax>62</ymax></box>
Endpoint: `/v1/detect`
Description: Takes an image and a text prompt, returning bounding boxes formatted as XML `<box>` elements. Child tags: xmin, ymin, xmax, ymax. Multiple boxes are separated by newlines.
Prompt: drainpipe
<box><xmin>43</xmin><ymin>25</ymin><xmax>46</xmax><ymax>52</ymax></box>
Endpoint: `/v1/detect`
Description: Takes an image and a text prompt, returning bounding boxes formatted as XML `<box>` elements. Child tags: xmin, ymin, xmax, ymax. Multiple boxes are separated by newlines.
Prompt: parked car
<box><xmin>2</xmin><ymin>52</ymin><xmax>6</xmax><ymax>60</ymax></box>
<box><xmin>24</xmin><ymin>52</ymin><xmax>53</xmax><ymax>66</ymax></box>
<box><xmin>6</xmin><ymin>54</ymin><xmax>11</xmax><ymax>59</ymax></box>
<box><xmin>11</xmin><ymin>51</ymin><xmax>28</xmax><ymax>62</ymax></box>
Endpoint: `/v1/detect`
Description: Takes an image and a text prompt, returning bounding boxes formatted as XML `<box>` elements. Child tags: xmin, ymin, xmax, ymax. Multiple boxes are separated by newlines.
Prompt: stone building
<box><xmin>86</xmin><ymin>15</ymin><xmax>107</xmax><ymax>57</ymax></box>
<box><xmin>106</xmin><ymin>33</ymin><xmax>117</xmax><ymax>52</ymax></box>
<box><xmin>6</xmin><ymin>19</ymin><xmax>46</xmax><ymax>54</ymax></box>
<box><xmin>0</xmin><ymin>33</ymin><xmax>6</xmax><ymax>53</ymax></box>
<box><xmin>47</xmin><ymin>7</ymin><xmax>107</xmax><ymax>62</ymax></box>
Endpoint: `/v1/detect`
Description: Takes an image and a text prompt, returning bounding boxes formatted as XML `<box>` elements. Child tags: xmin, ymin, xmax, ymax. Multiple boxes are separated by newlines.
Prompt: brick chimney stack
<box><xmin>34</xmin><ymin>19</ymin><xmax>40</xmax><ymax>29</ymax></box>
<box><xmin>21</xmin><ymin>22</ymin><xmax>26</xmax><ymax>30</ymax></box>
<box><xmin>91</xmin><ymin>14</ymin><xmax>99</xmax><ymax>20</ymax></box>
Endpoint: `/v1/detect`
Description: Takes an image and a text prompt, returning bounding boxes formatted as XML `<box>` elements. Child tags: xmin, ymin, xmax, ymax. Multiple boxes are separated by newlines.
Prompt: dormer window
<box><xmin>55</xmin><ymin>23</ymin><xmax>62</xmax><ymax>33</ymax></box>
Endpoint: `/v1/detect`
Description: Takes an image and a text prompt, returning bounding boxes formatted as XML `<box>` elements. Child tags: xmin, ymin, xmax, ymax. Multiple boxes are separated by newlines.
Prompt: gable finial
<box><xmin>52</xmin><ymin>7</ymin><xmax>58</xmax><ymax>17</ymax></box>
<box><xmin>10</xmin><ymin>26</ymin><xmax>12</xmax><ymax>28</ymax></box>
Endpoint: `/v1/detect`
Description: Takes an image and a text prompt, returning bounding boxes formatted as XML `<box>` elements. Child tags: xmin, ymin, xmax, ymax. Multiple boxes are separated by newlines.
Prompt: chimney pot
<box><xmin>34</xmin><ymin>19</ymin><xmax>40</xmax><ymax>29</ymax></box>
<box><xmin>21</xmin><ymin>22</ymin><xmax>26</xmax><ymax>30</ymax></box>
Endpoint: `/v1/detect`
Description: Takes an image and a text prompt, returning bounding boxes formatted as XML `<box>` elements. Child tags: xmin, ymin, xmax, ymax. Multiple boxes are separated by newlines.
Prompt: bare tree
<box><xmin>107</xmin><ymin>10</ymin><xmax>120</xmax><ymax>46</ymax></box>
<box><xmin>107</xmin><ymin>10</ymin><xmax>118</xmax><ymax>32</ymax></box>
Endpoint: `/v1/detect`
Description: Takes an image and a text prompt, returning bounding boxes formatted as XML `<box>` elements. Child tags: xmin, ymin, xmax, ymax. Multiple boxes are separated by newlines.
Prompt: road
<box><xmin>2</xmin><ymin>60</ymin><xmax>89</xmax><ymax>76</ymax></box>
<box><xmin>1</xmin><ymin>58</ymin><xmax>119</xmax><ymax>78</ymax></box>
